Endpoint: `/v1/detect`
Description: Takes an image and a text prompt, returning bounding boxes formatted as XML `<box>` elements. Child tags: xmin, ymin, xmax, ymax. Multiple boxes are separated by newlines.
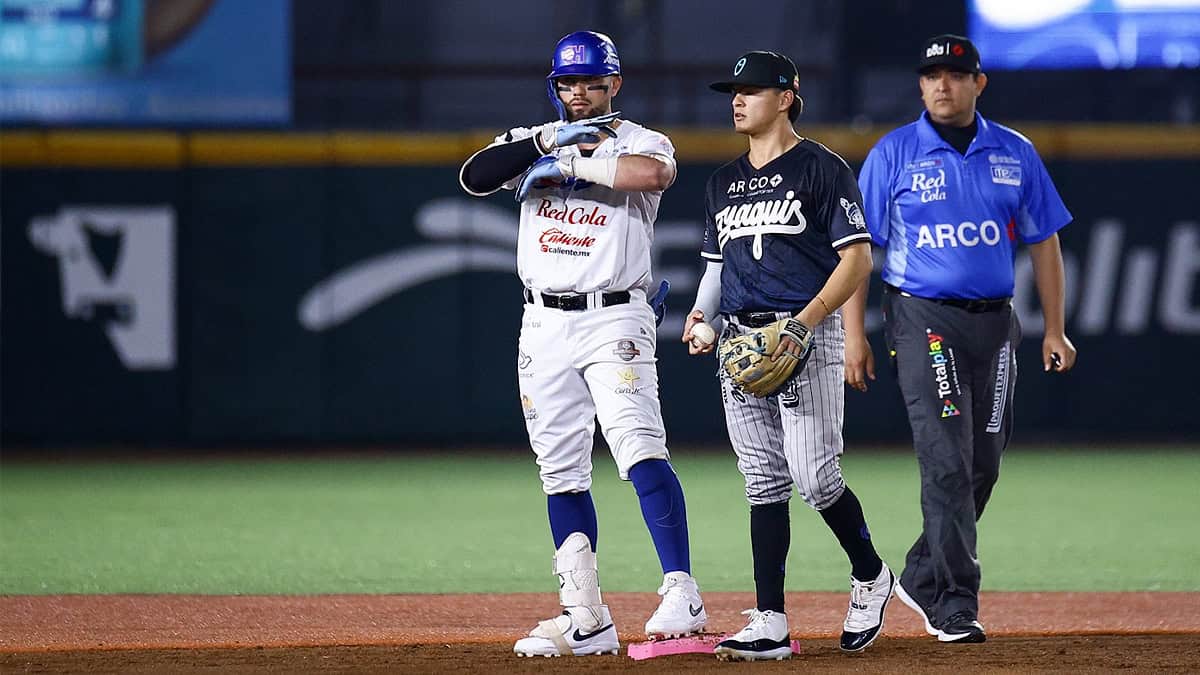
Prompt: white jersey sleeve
<box><xmin>627</xmin><ymin>127</ymin><xmax>677</xmax><ymax>186</ymax></box>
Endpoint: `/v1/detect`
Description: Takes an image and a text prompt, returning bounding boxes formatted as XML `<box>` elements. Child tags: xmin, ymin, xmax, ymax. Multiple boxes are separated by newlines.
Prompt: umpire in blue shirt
<box><xmin>855</xmin><ymin>34</ymin><xmax>1077</xmax><ymax>643</ymax></box>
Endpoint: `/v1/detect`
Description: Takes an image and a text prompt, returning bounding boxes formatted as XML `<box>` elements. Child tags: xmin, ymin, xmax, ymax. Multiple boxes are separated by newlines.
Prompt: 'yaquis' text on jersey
<box><xmin>701</xmin><ymin>139</ymin><xmax>872</xmax><ymax>314</ymax></box>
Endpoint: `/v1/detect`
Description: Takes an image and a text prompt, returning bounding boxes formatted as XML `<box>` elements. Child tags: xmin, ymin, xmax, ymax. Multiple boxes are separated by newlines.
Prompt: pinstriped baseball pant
<box><xmin>717</xmin><ymin>312</ymin><xmax>848</xmax><ymax>510</ymax></box>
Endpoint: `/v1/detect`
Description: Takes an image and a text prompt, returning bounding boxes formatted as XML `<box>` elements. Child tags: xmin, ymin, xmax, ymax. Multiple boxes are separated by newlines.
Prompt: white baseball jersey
<box><xmin>493</xmin><ymin>120</ymin><xmax>676</xmax><ymax>294</ymax></box>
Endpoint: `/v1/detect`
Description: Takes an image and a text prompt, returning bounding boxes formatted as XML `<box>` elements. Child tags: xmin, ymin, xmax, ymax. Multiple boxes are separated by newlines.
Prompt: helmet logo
<box><xmin>560</xmin><ymin>45</ymin><xmax>587</xmax><ymax>64</ymax></box>
<box><xmin>734</xmin><ymin>57</ymin><xmax>746</xmax><ymax>76</ymax></box>
<box><xmin>602</xmin><ymin>43</ymin><xmax>620</xmax><ymax>67</ymax></box>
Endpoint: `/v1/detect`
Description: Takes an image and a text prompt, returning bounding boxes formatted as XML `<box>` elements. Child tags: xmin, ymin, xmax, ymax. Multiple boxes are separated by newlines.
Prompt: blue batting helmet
<box><xmin>546</xmin><ymin>31</ymin><xmax>621</xmax><ymax>119</ymax></box>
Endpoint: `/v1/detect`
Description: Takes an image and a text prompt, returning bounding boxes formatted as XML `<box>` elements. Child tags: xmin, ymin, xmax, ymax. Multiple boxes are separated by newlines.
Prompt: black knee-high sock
<box><xmin>750</xmin><ymin>501</ymin><xmax>790</xmax><ymax>613</ymax></box>
<box><xmin>819</xmin><ymin>487</ymin><xmax>883</xmax><ymax>581</ymax></box>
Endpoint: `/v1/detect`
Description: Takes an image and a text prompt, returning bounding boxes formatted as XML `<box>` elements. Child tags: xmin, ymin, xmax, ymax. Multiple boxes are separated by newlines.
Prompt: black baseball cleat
<box><xmin>840</xmin><ymin>562</ymin><xmax>895</xmax><ymax>652</ymax></box>
<box><xmin>937</xmin><ymin>611</ymin><xmax>987</xmax><ymax>643</ymax></box>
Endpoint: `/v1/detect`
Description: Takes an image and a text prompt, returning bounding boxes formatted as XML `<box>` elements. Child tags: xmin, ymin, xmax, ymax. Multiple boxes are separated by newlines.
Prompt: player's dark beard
<box><xmin>565</xmin><ymin>102</ymin><xmax>608</xmax><ymax>122</ymax></box>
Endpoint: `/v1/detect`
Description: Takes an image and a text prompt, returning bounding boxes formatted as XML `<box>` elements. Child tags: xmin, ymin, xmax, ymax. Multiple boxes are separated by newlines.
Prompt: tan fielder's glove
<box><xmin>718</xmin><ymin>318</ymin><xmax>814</xmax><ymax>397</ymax></box>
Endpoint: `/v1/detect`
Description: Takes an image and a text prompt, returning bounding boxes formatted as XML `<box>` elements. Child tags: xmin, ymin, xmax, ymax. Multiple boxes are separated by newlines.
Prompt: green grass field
<box><xmin>1</xmin><ymin>448</ymin><xmax>1197</xmax><ymax>595</ymax></box>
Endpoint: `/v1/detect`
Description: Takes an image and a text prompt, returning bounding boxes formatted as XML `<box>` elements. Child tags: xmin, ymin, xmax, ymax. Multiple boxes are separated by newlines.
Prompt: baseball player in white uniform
<box><xmin>459</xmin><ymin>31</ymin><xmax>705</xmax><ymax>658</ymax></box>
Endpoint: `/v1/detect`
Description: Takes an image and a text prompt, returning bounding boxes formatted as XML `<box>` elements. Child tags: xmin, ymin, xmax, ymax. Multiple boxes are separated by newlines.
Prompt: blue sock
<box><xmin>547</xmin><ymin>491</ymin><xmax>598</xmax><ymax>551</ymax></box>
<box><xmin>628</xmin><ymin>459</ymin><xmax>691</xmax><ymax>574</ymax></box>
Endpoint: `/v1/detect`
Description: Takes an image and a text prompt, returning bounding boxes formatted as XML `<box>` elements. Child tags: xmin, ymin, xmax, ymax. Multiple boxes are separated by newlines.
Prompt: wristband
<box><xmin>557</xmin><ymin>155</ymin><xmax>618</xmax><ymax>188</ymax></box>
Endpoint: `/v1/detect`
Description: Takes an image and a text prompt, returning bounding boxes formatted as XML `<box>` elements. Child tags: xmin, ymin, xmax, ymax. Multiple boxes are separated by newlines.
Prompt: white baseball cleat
<box><xmin>644</xmin><ymin>571</ymin><xmax>707</xmax><ymax>639</ymax></box>
<box><xmin>840</xmin><ymin>562</ymin><xmax>896</xmax><ymax>652</ymax></box>
<box><xmin>713</xmin><ymin>609</ymin><xmax>792</xmax><ymax>661</ymax></box>
<box><xmin>513</xmin><ymin>604</ymin><xmax>620</xmax><ymax>657</ymax></box>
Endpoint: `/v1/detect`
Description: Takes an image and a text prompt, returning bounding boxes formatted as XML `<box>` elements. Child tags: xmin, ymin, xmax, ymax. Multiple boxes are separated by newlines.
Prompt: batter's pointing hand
<box><xmin>535</xmin><ymin>112</ymin><xmax>621</xmax><ymax>153</ymax></box>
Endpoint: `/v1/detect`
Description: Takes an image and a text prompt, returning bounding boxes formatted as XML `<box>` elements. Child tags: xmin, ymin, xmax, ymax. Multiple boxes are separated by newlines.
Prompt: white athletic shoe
<box><xmin>840</xmin><ymin>562</ymin><xmax>896</xmax><ymax>652</ymax></box>
<box><xmin>713</xmin><ymin>609</ymin><xmax>792</xmax><ymax>661</ymax></box>
<box><xmin>894</xmin><ymin>581</ymin><xmax>939</xmax><ymax>636</ymax></box>
<box><xmin>644</xmin><ymin>571</ymin><xmax>707</xmax><ymax>639</ymax></box>
<box><xmin>513</xmin><ymin>605</ymin><xmax>620</xmax><ymax>657</ymax></box>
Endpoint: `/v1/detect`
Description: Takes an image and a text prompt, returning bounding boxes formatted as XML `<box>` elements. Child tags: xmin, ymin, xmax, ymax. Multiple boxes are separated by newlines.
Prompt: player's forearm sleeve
<box><xmin>459</xmin><ymin>136</ymin><xmax>543</xmax><ymax>196</ymax></box>
<box><xmin>691</xmin><ymin>261</ymin><xmax>723</xmax><ymax>322</ymax></box>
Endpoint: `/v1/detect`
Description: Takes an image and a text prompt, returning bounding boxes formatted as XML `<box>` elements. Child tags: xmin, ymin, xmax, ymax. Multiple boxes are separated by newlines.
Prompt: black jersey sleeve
<box><xmin>821</xmin><ymin>155</ymin><xmax>873</xmax><ymax>250</ymax></box>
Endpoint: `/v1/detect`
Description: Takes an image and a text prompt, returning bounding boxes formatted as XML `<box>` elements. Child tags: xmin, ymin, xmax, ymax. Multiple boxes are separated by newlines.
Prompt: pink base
<box><xmin>627</xmin><ymin>635</ymin><xmax>802</xmax><ymax>660</ymax></box>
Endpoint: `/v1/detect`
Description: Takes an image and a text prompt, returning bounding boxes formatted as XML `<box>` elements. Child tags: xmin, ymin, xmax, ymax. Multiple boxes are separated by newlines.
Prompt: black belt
<box><xmin>730</xmin><ymin>310</ymin><xmax>803</xmax><ymax>328</ymax></box>
<box><xmin>523</xmin><ymin>288</ymin><xmax>631</xmax><ymax>311</ymax></box>
<box><xmin>885</xmin><ymin>283</ymin><xmax>1010</xmax><ymax>313</ymax></box>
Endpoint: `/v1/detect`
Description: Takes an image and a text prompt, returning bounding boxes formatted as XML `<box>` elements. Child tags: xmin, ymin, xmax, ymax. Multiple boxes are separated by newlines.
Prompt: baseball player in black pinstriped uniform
<box><xmin>681</xmin><ymin>51</ymin><xmax>895</xmax><ymax>661</ymax></box>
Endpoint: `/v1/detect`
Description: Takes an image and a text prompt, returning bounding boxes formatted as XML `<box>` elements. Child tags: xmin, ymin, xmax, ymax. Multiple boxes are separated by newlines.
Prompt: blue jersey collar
<box><xmin>916</xmin><ymin>111</ymin><xmax>1002</xmax><ymax>157</ymax></box>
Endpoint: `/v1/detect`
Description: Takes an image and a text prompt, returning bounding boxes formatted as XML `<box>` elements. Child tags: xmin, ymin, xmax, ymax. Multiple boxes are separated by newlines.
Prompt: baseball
<box><xmin>690</xmin><ymin>321</ymin><xmax>716</xmax><ymax>348</ymax></box>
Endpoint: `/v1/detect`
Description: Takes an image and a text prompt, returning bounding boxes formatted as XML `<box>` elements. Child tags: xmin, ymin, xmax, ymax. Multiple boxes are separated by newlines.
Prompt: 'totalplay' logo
<box><xmin>926</xmin><ymin>329</ymin><xmax>958</xmax><ymax>400</ymax></box>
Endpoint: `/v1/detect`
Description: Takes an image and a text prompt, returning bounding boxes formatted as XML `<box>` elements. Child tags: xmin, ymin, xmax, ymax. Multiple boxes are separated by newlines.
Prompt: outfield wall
<box><xmin>2</xmin><ymin>128</ymin><xmax>1197</xmax><ymax>445</ymax></box>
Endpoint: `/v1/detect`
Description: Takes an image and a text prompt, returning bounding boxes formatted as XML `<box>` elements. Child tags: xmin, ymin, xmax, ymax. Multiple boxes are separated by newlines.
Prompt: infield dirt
<box><xmin>2</xmin><ymin>591</ymin><xmax>1198</xmax><ymax>672</ymax></box>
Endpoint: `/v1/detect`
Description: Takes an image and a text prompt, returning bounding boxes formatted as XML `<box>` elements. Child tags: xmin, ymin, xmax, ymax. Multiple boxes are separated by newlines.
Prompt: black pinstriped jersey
<box><xmin>701</xmin><ymin>138</ymin><xmax>872</xmax><ymax>314</ymax></box>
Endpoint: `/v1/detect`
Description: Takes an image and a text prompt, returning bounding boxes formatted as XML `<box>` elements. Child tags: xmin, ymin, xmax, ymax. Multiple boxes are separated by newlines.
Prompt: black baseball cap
<box><xmin>917</xmin><ymin>34</ymin><xmax>981</xmax><ymax>74</ymax></box>
<box><xmin>710</xmin><ymin>51</ymin><xmax>800</xmax><ymax>94</ymax></box>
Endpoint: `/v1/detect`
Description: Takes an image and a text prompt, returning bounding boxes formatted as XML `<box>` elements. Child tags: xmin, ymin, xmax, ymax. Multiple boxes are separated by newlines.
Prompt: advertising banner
<box><xmin>2</xmin><ymin>159</ymin><xmax>1196</xmax><ymax>445</ymax></box>
<box><xmin>0</xmin><ymin>0</ymin><xmax>290</xmax><ymax>125</ymax></box>
<box><xmin>968</xmin><ymin>0</ymin><xmax>1200</xmax><ymax>70</ymax></box>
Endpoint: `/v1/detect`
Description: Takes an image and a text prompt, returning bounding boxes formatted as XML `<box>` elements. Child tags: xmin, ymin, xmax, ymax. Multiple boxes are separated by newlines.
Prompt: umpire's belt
<box><xmin>524</xmin><ymin>288</ymin><xmax>631</xmax><ymax>311</ymax></box>
<box><xmin>727</xmin><ymin>310</ymin><xmax>801</xmax><ymax>328</ymax></box>
<box><xmin>885</xmin><ymin>283</ymin><xmax>1010</xmax><ymax>313</ymax></box>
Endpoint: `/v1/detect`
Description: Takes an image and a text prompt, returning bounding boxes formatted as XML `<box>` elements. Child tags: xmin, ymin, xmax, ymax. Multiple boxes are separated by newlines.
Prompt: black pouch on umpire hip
<box><xmin>882</xmin><ymin>293</ymin><xmax>899</xmax><ymax>379</ymax></box>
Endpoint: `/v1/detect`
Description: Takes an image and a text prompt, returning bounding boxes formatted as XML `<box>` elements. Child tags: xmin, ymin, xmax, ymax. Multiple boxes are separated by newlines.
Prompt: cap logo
<box><xmin>734</xmin><ymin>57</ymin><xmax>746</xmax><ymax>76</ymax></box>
<box><xmin>952</xmin><ymin>44</ymin><xmax>965</xmax><ymax>56</ymax></box>
<box><xmin>926</xmin><ymin>42</ymin><xmax>947</xmax><ymax>58</ymax></box>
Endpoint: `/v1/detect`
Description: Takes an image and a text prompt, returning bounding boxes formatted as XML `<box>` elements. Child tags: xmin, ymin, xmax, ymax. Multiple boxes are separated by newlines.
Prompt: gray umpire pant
<box><xmin>883</xmin><ymin>290</ymin><xmax>1020</xmax><ymax>625</ymax></box>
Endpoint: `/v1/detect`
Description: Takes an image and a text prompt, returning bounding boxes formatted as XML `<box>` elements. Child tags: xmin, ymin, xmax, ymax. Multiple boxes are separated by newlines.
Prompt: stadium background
<box><xmin>2</xmin><ymin>1</ymin><xmax>1198</xmax><ymax>670</ymax></box>
<box><xmin>3</xmin><ymin>0</ymin><xmax>1198</xmax><ymax>447</ymax></box>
